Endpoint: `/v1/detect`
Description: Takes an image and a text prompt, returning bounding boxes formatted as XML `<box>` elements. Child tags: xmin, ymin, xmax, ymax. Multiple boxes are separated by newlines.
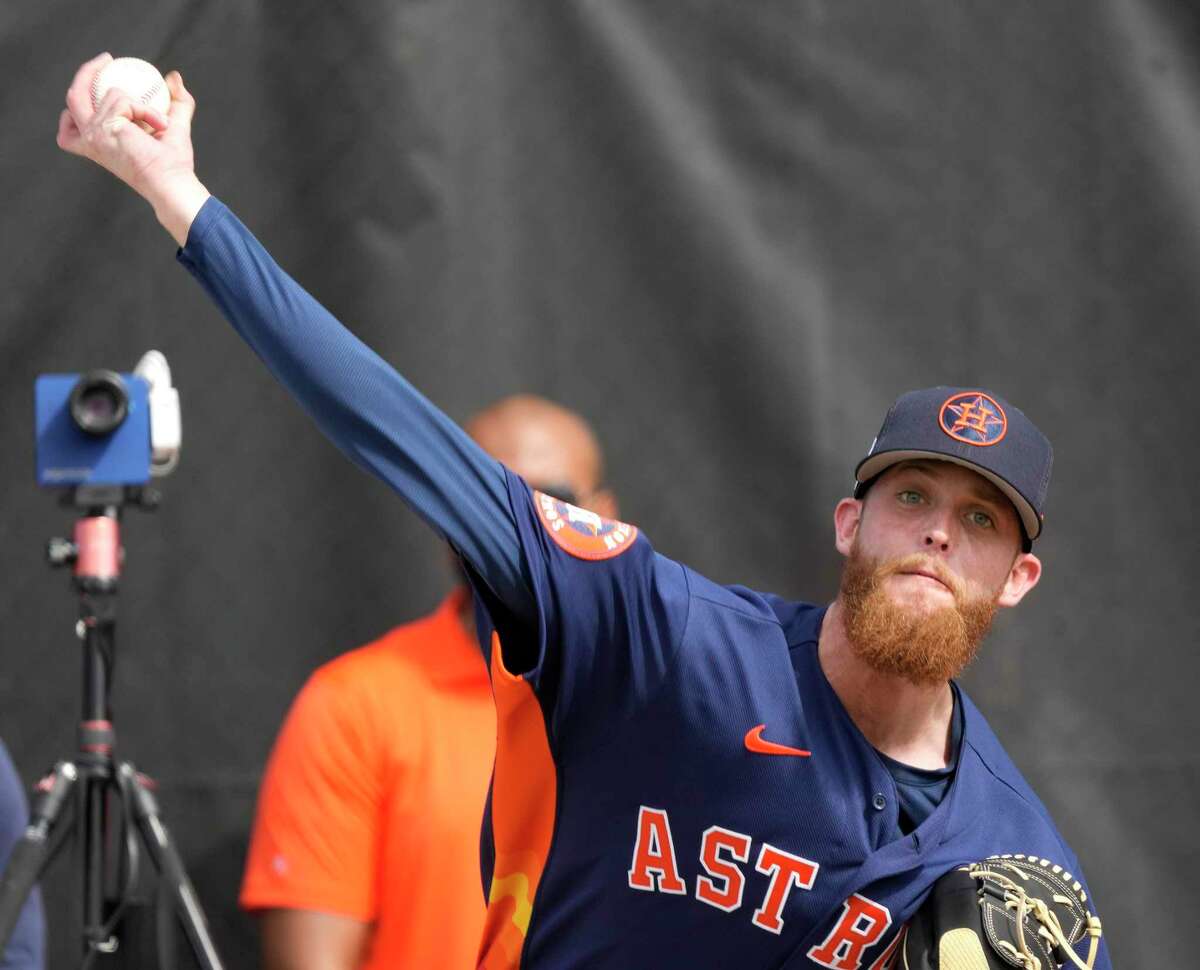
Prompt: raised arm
<box><xmin>57</xmin><ymin>54</ymin><xmax>533</xmax><ymax>622</ymax></box>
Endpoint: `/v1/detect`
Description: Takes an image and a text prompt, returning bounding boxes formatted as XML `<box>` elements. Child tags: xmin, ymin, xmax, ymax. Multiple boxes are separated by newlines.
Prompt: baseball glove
<box><xmin>901</xmin><ymin>855</ymin><xmax>1103</xmax><ymax>970</ymax></box>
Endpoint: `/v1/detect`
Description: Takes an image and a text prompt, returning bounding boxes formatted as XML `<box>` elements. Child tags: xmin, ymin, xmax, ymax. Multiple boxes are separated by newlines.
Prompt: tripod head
<box><xmin>46</xmin><ymin>485</ymin><xmax>161</xmax><ymax>596</ymax></box>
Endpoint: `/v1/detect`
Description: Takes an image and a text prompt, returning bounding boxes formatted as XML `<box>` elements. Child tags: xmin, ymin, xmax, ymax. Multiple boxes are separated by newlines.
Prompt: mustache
<box><xmin>840</xmin><ymin>547</ymin><xmax>998</xmax><ymax>685</ymax></box>
<box><xmin>873</xmin><ymin>554</ymin><xmax>966</xmax><ymax>598</ymax></box>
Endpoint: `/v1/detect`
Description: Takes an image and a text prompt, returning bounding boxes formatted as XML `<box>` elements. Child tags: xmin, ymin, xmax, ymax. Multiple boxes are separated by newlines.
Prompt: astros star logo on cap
<box><xmin>938</xmin><ymin>392</ymin><xmax>1007</xmax><ymax>446</ymax></box>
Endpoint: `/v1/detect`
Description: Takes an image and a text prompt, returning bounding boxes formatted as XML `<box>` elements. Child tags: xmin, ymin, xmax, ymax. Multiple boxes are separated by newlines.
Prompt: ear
<box><xmin>833</xmin><ymin>497</ymin><xmax>862</xmax><ymax>557</ymax></box>
<box><xmin>586</xmin><ymin>488</ymin><xmax>618</xmax><ymax>520</ymax></box>
<box><xmin>996</xmin><ymin>552</ymin><xmax>1042</xmax><ymax>608</ymax></box>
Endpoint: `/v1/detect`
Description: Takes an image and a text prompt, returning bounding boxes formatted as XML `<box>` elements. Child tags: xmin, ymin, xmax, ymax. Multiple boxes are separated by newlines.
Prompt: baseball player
<box><xmin>57</xmin><ymin>56</ymin><xmax>1110</xmax><ymax>969</ymax></box>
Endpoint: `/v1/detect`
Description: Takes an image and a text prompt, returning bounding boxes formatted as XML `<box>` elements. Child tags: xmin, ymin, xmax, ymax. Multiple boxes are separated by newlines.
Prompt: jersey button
<box><xmin>871</xmin><ymin>793</ymin><xmax>887</xmax><ymax>811</ymax></box>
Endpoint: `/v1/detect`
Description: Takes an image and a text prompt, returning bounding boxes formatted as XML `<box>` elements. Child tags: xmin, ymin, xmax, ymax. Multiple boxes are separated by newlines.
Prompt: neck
<box><xmin>818</xmin><ymin>599</ymin><xmax>956</xmax><ymax>769</ymax></box>
<box><xmin>456</xmin><ymin>586</ymin><xmax>477</xmax><ymax>640</ymax></box>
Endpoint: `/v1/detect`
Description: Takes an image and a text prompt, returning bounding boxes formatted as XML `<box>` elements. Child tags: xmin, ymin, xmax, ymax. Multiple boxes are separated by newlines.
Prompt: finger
<box><xmin>163</xmin><ymin>71</ymin><xmax>195</xmax><ymax>133</ymax></box>
<box><xmin>65</xmin><ymin>52</ymin><xmax>113</xmax><ymax>124</ymax></box>
<box><xmin>93</xmin><ymin>87</ymin><xmax>136</xmax><ymax>127</ymax></box>
<box><xmin>88</xmin><ymin>90</ymin><xmax>143</xmax><ymax>147</ymax></box>
<box><xmin>133</xmin><ymin>102</ymin><xmax>169</xmax><ymax>134</ymax></box>
<box><xmin>56</xmin><ymin>108</ymin><xmax>83</xmax><ymax>154</ymax></box>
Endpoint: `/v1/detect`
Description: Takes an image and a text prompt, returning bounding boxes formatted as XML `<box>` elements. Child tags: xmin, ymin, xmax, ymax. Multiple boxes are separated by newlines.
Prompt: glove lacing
<box><xmin>967</xmin><ymin>863</ymin><xmax>1102</xmax><ymax>970</ymax></box>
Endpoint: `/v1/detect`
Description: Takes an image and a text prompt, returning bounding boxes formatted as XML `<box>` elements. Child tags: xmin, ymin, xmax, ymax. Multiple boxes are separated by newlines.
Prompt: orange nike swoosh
<box><xmin>744</xmin><ymin>724</ymin><xmax>812</xmax><ymax>758</ymax></box>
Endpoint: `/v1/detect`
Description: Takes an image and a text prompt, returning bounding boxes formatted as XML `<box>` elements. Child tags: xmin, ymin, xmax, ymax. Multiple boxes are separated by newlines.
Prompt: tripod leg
<box><xmin>0</xmin><ymin>762</ymin><xmax>77</xmax><ymax>949</ymax></box>
<box><xmin>120</xmin><ymin>764</ymin><xmax>225</xmax><ymax>970</ymax></box>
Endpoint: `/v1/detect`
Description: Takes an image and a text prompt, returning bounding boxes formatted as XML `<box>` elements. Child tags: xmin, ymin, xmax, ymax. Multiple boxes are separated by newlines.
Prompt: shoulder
<box><xmin>960</xmin><ymin>691</ymin><xmax>1044</xmax><ymax>804</ymax></box>
<box><xmin>759</xmin><ymin>593</ymin><xmax>826</xmax><ymax>645</ymax></box>
<box><xmin>309</xmin><ymin>607</ymin><xmax>456</xmax><ymax>694</ymax></box>
<box><xmin>280</xmin><ymin>617</ymin><xmax>441</xmax><ymax>749</ymax></box>
<box><xmin>958</xmin><ymin>690</ymin><xmax>1044</xmax><ymax>803</ymax></box>
<box><xmin>956</xmin><ymin>689</ymin><xmax>1079</xmax><ymax>857</ymax></box>
<box><xmin>684</xmin><ymin>578</ymin><xmax>823</xmax><ymax>638</ymax></box>
<box><xmin>681</xmin><ymin>573</ymin><xmax>770</xmax><ymax>618</ymax></box>
<box><xmin>266</xmin><ymin>639</ymin><xmax>418</xmax><ymax>785</ymax></box>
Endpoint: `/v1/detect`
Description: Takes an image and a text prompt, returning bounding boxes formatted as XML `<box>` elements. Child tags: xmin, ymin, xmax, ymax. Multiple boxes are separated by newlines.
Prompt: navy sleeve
<box><xmin>175</xmin><ymin>198</ymin><xmax>533</xmax><ymax>624</ymax></box>
<box><xmin>482</xmin><ymin>471</ymin><xmax>691</xmax><ymax>750</ymax></box>
<box><xmin>0</xmin><ymin>743</ymin><xmax>43</xmax><ymax>970</ymax></box>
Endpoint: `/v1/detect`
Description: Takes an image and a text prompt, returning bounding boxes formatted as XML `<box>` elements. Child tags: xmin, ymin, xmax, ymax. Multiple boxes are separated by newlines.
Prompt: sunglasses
<box><xmin>530</xmin><ymin>483</ymin><xmax>580</xmax><ymax>507</ymax></box>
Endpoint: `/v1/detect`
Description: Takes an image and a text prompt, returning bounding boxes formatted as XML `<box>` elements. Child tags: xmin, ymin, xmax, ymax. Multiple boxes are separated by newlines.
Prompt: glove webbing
<box><xmin>967</xmin><ymin>862</ymin><xmax>1103</xmax><ymax>970</ymax></box>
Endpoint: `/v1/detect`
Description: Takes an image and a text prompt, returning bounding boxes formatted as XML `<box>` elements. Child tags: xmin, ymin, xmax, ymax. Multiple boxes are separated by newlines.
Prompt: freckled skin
<box><xmin>837</xmin><ymin>460</ymin><xmax>1040</xmax><ymax>615</ymax></box>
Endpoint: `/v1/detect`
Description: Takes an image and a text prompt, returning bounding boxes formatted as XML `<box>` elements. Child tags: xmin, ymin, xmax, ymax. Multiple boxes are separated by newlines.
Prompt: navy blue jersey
<box><xmin>476</xmin><ymin>473</ymin><xmax>1105</xmax><ymax>969</ymax></box>
<box><xmin>177</xmin><ymin>199</ymin><xmax>1111</xmax><ymax>970</ymax></box>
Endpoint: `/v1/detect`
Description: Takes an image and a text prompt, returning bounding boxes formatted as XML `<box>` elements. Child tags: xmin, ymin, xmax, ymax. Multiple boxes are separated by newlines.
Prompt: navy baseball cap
<box><xmin>853</xmin><ymin>387</ymin><xmax>1052</xmax><ymax>551</ymax></box>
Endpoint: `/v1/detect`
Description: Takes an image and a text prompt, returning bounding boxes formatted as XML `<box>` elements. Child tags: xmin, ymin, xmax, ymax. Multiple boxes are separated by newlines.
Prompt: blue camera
<box><xmin>35</xmin><ymin>354</ymin><xmax>182</xmax><ymax>488</ymax></box>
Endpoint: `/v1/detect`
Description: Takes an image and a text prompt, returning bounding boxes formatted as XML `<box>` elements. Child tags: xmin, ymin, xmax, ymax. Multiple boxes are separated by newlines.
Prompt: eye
<box><xmin>968</xmin><ymin>509</ymin><xmax>995</xmax><ymax>529</ymax></box>
<box><xmin>897</xmin><ymin>489</ymin><xmax>924</xmax><ymax>506</ymax></box>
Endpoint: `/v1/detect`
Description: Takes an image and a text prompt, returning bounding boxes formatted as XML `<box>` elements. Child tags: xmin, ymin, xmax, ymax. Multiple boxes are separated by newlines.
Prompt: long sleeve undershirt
<box><xmin>176</xmin><ymin>198</ymin><xmax>535</xmax><ymax>626</ymax></box>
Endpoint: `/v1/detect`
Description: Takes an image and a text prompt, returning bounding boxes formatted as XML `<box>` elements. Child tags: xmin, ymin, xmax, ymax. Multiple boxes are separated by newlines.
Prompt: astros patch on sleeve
<box><xmin>533</xmin><ymin>490</ymin><xmax>638</xmax><ymax>561</ymax></box>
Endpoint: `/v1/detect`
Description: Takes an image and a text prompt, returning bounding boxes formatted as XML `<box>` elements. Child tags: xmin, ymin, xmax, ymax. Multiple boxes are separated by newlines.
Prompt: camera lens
<box><xmin>69</xmin><ymin>371</ymin><xmax>129</xmax><ymax>436</ymax></box>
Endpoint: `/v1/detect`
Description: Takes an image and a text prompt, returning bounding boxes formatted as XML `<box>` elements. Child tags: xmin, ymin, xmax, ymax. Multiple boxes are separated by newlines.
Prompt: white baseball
<box><xmin>90</xmin><ymin>57</ymin><xmax>171</xmax><ymax>118</ymax></box>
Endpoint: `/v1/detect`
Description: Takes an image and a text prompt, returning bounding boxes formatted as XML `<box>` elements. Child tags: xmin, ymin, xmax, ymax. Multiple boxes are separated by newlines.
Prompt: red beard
<box><xmin>839</xmin><ymin>547</ymin><xmax>999</xmax><ymax>686</ymax></box>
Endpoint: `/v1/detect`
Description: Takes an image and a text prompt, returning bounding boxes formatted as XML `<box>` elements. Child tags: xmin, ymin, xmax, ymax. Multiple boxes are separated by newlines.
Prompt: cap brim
<box><xmin>854</xmin><ymin>449</ymin><xmax>1041</xmax><ymax>542</ymax></box>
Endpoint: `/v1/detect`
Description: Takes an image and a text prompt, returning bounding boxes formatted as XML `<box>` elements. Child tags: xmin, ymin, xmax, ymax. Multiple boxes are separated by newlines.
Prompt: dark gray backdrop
<box><xmin>2</xmin><ymin>1</ymin><xmax>1195</xmax><ymax>966</ymax></box>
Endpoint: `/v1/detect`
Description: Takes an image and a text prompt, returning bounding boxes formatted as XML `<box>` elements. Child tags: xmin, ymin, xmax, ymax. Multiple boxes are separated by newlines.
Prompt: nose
<box><xmin>924</xmin><ymin>525</ymin><xmax>950</xmax><ymax>552</ymax></box>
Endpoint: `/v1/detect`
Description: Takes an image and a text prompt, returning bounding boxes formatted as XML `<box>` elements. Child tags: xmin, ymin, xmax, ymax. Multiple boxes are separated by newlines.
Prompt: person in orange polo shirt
<box><xmin>239</xmin><ymin>395</ymin><xmax>617</xmax><ymax>970</ymax></box>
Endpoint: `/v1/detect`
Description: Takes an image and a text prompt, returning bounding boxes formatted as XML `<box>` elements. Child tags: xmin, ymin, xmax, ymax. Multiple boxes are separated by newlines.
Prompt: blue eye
<box><xmin>897</xmin><ymin>490</ymin><xmax>923</xmax><ymax>505</ymax></box>
<box><xmin>969</xmin><ymin>510</ymin><xmax>994</xmax><ymax>529</ymax></box>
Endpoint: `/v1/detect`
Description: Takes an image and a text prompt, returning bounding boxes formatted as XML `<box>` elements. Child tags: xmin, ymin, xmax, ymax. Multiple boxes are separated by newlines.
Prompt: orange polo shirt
<box><xmin>240</xmin><ymin>590</ymin><xmax>496</xmax><ymax>969</ymax></box>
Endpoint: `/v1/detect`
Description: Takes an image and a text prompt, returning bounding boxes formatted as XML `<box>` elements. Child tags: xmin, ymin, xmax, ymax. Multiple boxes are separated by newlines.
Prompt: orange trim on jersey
<box><xmin>477</xmin><ymin>633</ymin><xmax>558</xmax><ymax>970</ymax></box>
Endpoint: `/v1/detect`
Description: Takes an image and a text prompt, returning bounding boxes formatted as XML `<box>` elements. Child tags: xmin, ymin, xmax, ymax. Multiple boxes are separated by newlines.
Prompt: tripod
<box><xmin>0</xmin><ymin>486</ymin><xmax>224</xmax><ymax>969</ymax></box>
